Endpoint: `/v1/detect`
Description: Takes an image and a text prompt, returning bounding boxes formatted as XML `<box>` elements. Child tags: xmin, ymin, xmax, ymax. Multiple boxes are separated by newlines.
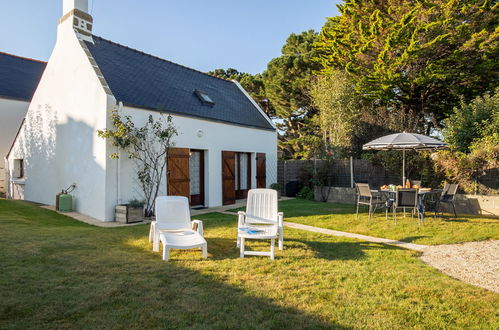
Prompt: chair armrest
<box><xmin>237</xmin><ymin>211</ymin><xmax>246</xmax><ymax>227</ymax></box>
<box><xmin>191</xmin><ymin>220</ymin><xmax>204</xmax><ymax>236</ymax></box>
<box><xmin>277</xmin><ymin>212</ymin><xmax>284</xmax><ymax>228</ymax></box>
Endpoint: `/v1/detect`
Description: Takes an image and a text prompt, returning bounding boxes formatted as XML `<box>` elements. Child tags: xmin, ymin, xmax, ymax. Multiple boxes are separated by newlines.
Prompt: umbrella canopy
<box><xmin>363</xmin><ymin>132</ymin><xmax>448</xmax><ymax>151</ymax></box>
<box><xmin>362</xmin><ymin>132</ymin><xmax>448</xmax><ymax>185</ymax></box>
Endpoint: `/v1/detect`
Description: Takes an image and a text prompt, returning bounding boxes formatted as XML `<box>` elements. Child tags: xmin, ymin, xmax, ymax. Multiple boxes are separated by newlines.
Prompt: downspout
<box><xmin>116</xmin><ymin>101</ymin><xmax>124</xmax><ymax>205</ymax></box>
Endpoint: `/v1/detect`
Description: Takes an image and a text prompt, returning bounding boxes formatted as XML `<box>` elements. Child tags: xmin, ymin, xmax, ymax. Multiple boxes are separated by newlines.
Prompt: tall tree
<box><xmin>315</xmin><ymin>0</ymin><xmax>498</xmax><ymax>133</ymax></box>
<box><xmin>263</xmin><ymin>30</ymin><xmax>322</xmax><ymax>159</ymax></box>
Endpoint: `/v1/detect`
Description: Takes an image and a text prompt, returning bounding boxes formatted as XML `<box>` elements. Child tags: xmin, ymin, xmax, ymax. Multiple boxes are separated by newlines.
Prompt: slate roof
<box><xmin>0</xmin><ymin>52</ymin><xmax>46</xmax><ymax>101</ymax></box>
<box><xmin>85</xmin><ymin>36</ymin><xmax>274</xmax><ymax>131</ymax></box>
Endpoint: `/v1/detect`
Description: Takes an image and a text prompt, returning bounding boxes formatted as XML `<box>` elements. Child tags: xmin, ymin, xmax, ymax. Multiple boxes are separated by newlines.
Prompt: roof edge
<box><xmin>0</xmin><ymin>95</ymin><xmax>33</xmax><ymax>102</ymax></box>
<box><xmin>5</xmin><ymin>118</ymin><xmax>26</xmax><ymax>160</ymax></box>
<box><xmin>232</xmin><ymin>80</ymin><xmax>276</xmax><ymax>130</ymax></box>
<box><xmin>122</xmin><ymin>102</ymin><xmax>276</xmax><ymax>132</ymax></box>
<box><xmin>0</xmin><ymin>51</ymin><xmax>47</xmax><ymax>64</ymax></box>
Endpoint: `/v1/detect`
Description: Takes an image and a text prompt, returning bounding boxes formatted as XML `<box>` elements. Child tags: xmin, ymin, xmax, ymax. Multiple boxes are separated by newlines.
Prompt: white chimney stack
<box><xmin>63</xmin><ymin>0</ymin><xmax>89</xmax><ymax>15</ymax></box>
<box><xmin>59</xmin><ymin>0</ymin><xmax>93</xmax><ymax>42</ymax></box>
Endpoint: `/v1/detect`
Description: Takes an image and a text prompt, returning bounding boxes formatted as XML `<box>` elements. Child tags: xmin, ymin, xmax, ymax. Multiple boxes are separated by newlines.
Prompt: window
<box><xmin>194</xmin><ymin>90</ymin><xmax>215</xmax><ymax>106</ymax></box>
<box><xmin>13</xmin><ymin>159</ymin><xmax>24</xmax><ymax>179</ymax></box>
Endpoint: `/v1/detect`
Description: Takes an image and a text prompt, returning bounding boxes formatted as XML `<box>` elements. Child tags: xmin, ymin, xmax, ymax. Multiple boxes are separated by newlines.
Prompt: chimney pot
<box><xmin>63</xmin><ymin>0</ymin><xmax>88</xmax><ymax>15</ymax></box>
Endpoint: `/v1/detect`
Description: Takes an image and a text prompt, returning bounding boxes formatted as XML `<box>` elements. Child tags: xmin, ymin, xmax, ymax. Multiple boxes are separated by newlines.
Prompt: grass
<box><xmin>1</xmin><ymin>199</ymin><xmax>498</xmax><ymax>329</ymax></box>
<box><xmin>230</xmin><ymin>199</ymin><xmax>499</xmax><ymax>245</ymax></box>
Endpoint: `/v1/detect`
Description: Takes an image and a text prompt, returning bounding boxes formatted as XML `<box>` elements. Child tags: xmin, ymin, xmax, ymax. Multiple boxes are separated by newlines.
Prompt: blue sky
<box><xmin>0</xmin><ymin>0</ymin><xmax>340</xmax><ymax>74</ymax></box>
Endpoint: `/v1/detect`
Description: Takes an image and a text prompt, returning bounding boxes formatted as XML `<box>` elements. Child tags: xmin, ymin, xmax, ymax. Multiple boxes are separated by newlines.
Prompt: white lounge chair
<box><xmin>151</xmin><ymin>196</ymin><xmax>207</xmax><ymax>261</ymax></box>
<box><xmin>237</xmin><ymin>189</ymin><xmax>283</xmax><ymax>260</ymax></box>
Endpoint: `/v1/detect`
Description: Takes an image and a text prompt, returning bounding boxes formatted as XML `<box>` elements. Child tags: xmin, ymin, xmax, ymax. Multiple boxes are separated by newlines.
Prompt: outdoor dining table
<box><xmin>379</xmin><ymin>188</ymin><xmax>443</xmax><ymax>223</ymax></box>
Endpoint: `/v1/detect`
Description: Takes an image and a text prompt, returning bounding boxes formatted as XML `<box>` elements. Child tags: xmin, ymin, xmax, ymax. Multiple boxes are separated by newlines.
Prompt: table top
<box><xmin>238</xmin><ymin>225</ymin><xmax>278</xmax><ymax>239</ymax></box>
<box><xmin>380</xmin><ymin>188</ymin><xmax>442</xmax><ymax>195</ymax></box>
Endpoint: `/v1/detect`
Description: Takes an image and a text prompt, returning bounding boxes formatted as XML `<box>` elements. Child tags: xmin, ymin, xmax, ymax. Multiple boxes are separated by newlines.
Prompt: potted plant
<box><xmin>270</xmin><ymin>183</ymin><xmax>282</xmax><ymax>199</ymax></box>
<box><xmin>115</xmin><ymin>199</ymin><xmax>145</xmax><ymax>224</ymax></box>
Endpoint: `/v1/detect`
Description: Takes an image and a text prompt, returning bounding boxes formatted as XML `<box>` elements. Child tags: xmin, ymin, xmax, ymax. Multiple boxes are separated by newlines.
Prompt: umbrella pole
<box><xmin>402</xmin><ymin>149</ymin><xmax>406</xmax><ymax>186</ymax></box>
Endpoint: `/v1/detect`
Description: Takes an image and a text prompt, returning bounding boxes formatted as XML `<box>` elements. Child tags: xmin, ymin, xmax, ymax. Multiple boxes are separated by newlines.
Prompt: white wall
<box><xmin>0</xmin><ymin>98</ymin><xmax>29</xmax><ymax>193</ymax></box>
<box><xmin>7</xmin><ymin>15</ymin><xmax>115</xmax><ymax>221</ymax></box>
<box><xmin>106</xmin><ymin>106</ymin><xmax>277</xmax><ymax>218</ymax></box>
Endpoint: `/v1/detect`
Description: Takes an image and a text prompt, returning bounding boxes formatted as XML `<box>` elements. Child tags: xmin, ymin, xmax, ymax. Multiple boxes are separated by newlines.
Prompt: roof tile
<box><xmin>84</xmin><ymin>36</ymin><xmax>274</xmax><ymax>130</ymax></box>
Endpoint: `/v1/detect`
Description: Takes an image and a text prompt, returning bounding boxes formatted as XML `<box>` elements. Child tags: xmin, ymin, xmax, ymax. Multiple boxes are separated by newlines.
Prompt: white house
<box><xmin>0</xmin><ymin>53</ymin><xmax>46</xmax><ymax>194</ymax></box>
<box><xmin>6</xmin><ymin>0</ymin><xmax>277</xmax><ymax>222</ymax></box>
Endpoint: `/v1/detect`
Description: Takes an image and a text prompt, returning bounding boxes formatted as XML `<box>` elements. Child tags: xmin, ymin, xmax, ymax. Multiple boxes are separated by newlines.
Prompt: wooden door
<box><xmin>189</xmin><ymin>150</ymin><xmax>205</xmax><ymax>206</ymax></box>
<box><xmin>167</xmin><ymin>147</ymin><xmax>190</xmax><ymax>199</ymax></box>
<box><xmin>256</xmin><ymin>153</ymin><xmax>266</xmax><ymax>188</ymax></box>
<box><xmin>222</xmin><ymin>151</ymin><xmax>236</xmax><ymax>205</ymax></box>
<box><xmin>235</xmin><ymin>152</ymin><xmax>251</xmax><ymax>199</ymax></box>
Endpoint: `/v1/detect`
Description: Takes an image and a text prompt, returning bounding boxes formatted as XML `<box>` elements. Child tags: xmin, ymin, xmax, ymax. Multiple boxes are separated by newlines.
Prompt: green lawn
<box><xmin>1</xmin><ymin>199</ymin><xmax>498</xmax><ymax>329</ymax></box>
<box><xmin>231</xmin><ymin>199</ymin><xmax>499</xmax><ymax>245</ymax></box>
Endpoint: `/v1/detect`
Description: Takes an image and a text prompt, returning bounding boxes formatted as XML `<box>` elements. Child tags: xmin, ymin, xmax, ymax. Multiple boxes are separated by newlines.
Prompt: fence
<box><xmin>278</xmin><ymin>158</ymin><xmax>402</xmax><ymax>195</ymax></box>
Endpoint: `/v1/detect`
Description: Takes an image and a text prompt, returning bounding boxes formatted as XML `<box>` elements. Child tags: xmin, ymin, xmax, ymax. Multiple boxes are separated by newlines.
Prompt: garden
<box><xmin>1</xmin><ymin>199</ymin><xmax>497</xmax><ymax>329</ymax></box>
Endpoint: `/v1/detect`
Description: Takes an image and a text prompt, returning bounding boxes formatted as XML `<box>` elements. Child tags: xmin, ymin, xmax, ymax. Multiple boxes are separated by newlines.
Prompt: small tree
<box><xmin>98</xmin><ymin>110</ymin><xmax>178</xmax><ymax>216</ymax></box>
<box><xmin>310</xmin><ymin>71</ymin><xmax>361</xmax><ymax>156</ymax></box>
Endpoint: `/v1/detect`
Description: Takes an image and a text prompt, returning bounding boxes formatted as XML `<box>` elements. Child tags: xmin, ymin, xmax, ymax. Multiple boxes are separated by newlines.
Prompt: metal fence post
<box><xmin>350</xmin><ymin>156</ymin><xmax>354</xmax><ymax>188</ymax></box>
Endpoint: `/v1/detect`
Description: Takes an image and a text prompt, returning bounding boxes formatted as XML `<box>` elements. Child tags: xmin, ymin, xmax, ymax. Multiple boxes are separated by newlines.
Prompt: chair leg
<box><xmin>368</xmin><ymin>204</ymin><xmax>372</xmax><ymax>221</ymax></box>
<box><xmin>236</xmin><ymin>236</ymin><xmax>240</xmax><ymax>248</ymax></box>
<box><xmin>153</xmin><ymin>231</ymin><xmax>160</xmax><ymax>252</ymax></box>
<box><xmin>202</xmin><ymin>244</ymin><xmax>207</xmax><ymax>259</ymax></box>
<box><xmin>270</xmin><ymin>238</ymin><xmax>275</xmax><ymax>260</ymax></box>
<box><xmin>240</xmin><ymin>237</ymin><xmax>245</xmax><ymax>258</ymax></box>
<box><xmin>148</xmin><ymin>223</ymin><xmax>154</xmax><ymax>243</ymax></box>
<box><xmin>278</xmin><ymin>229</ymin><xmax>283</xmax><ymax>251</ymax></box>
<box><xmin>451</xmin><ymin>202</ymin><xmax>457</xmax><ymax>217</ymax></box>
<box><xmin>393</xmin><ymin>208</ymin><xmax>397</xmax><ymax>224</ymax></box>
<box><xmin>356</xmin><ymin>202</ymin><xmax>360</xmax><ymax>219</ymax></box>
<box><xmin>162</xmin><ymin>246</ymin><xmax>170</xmax><ymax>261</ymax></box>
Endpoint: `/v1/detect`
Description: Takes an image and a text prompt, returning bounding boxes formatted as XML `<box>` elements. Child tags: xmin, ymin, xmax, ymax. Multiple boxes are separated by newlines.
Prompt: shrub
<box><xmin>297</xmin><ymin>186</ymin><xmax>314</xmax><ymax>200</ymax></box>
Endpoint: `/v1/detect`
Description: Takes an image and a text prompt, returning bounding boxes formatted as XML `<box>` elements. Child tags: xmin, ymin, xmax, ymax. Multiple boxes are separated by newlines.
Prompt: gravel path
<box><xmin>420</xmin><ymin>240</ymin><xmax>499</xmax><ymax>293</ymax></box>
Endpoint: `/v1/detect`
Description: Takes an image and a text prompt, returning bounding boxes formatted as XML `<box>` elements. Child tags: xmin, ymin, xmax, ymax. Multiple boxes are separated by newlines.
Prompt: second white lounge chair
<box><xmin>237</xmin><ymin>189</ymin><xmax>284</xmax><ymax>260</ymax></box>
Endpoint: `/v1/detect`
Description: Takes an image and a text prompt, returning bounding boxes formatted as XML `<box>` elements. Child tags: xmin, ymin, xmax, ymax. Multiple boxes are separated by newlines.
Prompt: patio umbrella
<box><xmin>362</xmin><ymin>132</ymin><xmax>448</xmax><ymax>185</ymax></box>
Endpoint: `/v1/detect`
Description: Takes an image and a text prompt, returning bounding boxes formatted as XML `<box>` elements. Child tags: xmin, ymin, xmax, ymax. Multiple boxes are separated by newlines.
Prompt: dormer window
<box><xmin>194</xmin><ymin>90</ymin><xmax>215</xmax><ymax>106</ymax></box>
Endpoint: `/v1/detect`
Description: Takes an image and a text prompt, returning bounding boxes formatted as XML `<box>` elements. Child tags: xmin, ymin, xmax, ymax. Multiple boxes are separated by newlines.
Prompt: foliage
<box><xmin>315</xmin><ymin>0</ymin><xmax>498</xmax><ymax>132</ymax></box>
<box><xmin>270</xmin><ymin>183</ymin><xmax>281</xmax><ymax>191</ymax></box>
<box><xmin>296</xmin><ymin>186</ymin><xmax>314</xmax><ymax>200</ymax></box>
<box><xmin>127</xmin><ymin>199</ymin><xmax>145</xmax><ymax>208</ymax></box>
<box><xmin>263</xmin><ymin>30</ymin><xmax>322</xmax><ymax>159</ymax></box>
<box><xmin>310</xmin><ymin>70</ymin><xmax>361</xmax><ymax>155</ymax></box>
<box><xmin>434</xmin><ymin>133</ymin><xmax>499</xmax><ymax>194</ymax></box>
<box><xmin>434</xmin><ymin>89</ymin><xmax>499</xmax><ymax>194</ymax></box>
<box><xmin>443</xmin><ymin>88</ymin><xmax>499</xmax><ymax>153</ymax></box>
<box><xmin>97</xmin><ymin>110</ymin><xmax>178</xmax><ymax>216</ymax></box>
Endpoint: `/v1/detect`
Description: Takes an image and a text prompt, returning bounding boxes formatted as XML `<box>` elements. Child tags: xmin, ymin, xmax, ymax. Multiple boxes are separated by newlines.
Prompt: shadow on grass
<box><xmin>0</xmin><ymin>205</ymin><xmax>346</xmax><ymax>329</ymax></box>
<box><xmin>398</xmin><ymin>236</ymin><xmax>429</xmax><ymax>243</ymax></box>
<box><xmin>286</xmin><ymin>238</ymin><xmax>398</xmax><ymax>261</ymax></box>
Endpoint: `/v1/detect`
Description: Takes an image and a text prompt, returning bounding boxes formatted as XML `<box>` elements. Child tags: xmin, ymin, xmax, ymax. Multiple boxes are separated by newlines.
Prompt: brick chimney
<box><xmin>59</xmin><ymin>0</ymin><xmax>93</xmax><ymax>42</ymax></box>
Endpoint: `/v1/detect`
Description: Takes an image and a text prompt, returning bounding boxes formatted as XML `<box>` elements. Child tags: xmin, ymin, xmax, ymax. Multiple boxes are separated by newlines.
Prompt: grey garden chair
<box><xmin>392</xmin><ymin>188</ymin><xmax>420</xmax><ymax>224</ymax></box>
<box><xmin>437</xmin><ymin>183</ymin><xmax>458</xmax><ymax>216</ymax></box>
<box><xmin>355</xmin><ymin>183</ymin><xmax>386</xmax><ymax>221</ymax></box>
